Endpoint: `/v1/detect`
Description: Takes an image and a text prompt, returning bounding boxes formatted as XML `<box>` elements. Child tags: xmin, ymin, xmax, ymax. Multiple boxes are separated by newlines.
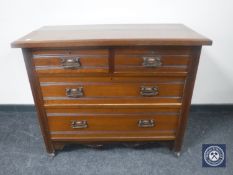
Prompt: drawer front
<box><xmin>48</xmin><ymin>114</ymin><xmax>179</xmax><ymax>139</ymax></box>
<box><xmin>40</xmin><ymin>77</ymin><xmax>184</xmax><ymax>105</ymax></box>
<box><xmin>41</xmin><ymin>82</ymin><xmax>184</xmax><ymax>98</ymax></box>
<box><xmin>114</xmin><ymin>47</ymin><xmax>191</xmax><ymax>75</ymax></box>
<box><xmin>32</xmin><ymin>49</ymin><xmax>109</xmax><ymax>74</ymax></box>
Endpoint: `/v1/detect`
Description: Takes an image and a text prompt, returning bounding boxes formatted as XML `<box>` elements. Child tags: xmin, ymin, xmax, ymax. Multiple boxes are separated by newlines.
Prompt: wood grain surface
<box><xmin>11</xmin><ymin>24</ymin><xmax>212</xmax><ymax>48</ymax></box>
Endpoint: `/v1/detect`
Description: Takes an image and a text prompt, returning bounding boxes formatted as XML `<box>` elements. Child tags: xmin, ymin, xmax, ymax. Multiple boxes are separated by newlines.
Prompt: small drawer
<box><xmin>32</xmin><ymin>49</ymin><xmax>109</xmax><ymax>74</ymax></box>
<box><xmin>114</xmin><ymin>47</ymin><xmax>191</xmax><ymax>75</ymax></box>
<box><xmin>48</xmin><ymin>113</ymin><xmax>179</xmax><ymax>140</ymax></box>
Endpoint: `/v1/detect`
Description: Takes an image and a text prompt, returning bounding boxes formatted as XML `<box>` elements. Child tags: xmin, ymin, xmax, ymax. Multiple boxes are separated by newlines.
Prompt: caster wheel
<box><xmin>48</xmin><ymin>152</ymin><xmax>56</xmax><ymax>157</ymax></box>
<box><xmin>87</xmin><ymin>144</ymin><xmax>104</xmax><ymax>149</ymax></box>
<box><xmin>174</xmin><ymin>152</ymin><xmax>181</xmax><ymax>157</ymax></box>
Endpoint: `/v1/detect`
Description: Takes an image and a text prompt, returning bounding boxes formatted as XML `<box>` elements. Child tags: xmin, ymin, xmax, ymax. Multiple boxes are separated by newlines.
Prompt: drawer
<box><xmin>32</xmin><ymin>49</ymin><xmax>109</xmax><ymax>74</ymax></box>
<box><xmin>48</xmin><ymin>113</ymin><xmax>179</xmax><ymax>140</ymax></box>
<box><xmin>41</xmin><ymin>82</ymin><xmax>184</xmax><ymax>98</ymax></box>
<box><xmin>41</xmin><ymin>77</ymin><xmax>184</xmax><ymax>105</ymax></box>
<box><xmin>114</xmin><ymin>47</ymin><xmax>191</xmax><ymax>75</ymax></box>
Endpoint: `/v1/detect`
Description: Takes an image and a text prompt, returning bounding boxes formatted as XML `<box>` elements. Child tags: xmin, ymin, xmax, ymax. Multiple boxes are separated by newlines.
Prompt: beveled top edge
<box><xmin>11</xmin><ymin>24</ymin><xmax>212</xmax><ymax>48</ymax></box>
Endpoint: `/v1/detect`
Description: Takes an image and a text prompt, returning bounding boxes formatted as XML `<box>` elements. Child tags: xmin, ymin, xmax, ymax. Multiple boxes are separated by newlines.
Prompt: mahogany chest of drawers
<box><xmin>11</xmin><ymin>24</ymin><xmax>212</xmax><ymax>156</ymax></box>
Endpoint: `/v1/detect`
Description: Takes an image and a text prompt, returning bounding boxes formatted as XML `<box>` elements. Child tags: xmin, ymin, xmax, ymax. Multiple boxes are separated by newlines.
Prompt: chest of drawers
<box><xmin>12</xmin><ymin>24</ymin><xmax>212</xmax><ymax>156</ymax></box>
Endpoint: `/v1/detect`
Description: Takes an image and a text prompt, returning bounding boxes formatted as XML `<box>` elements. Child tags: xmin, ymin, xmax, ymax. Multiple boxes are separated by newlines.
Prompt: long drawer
<box><xmin>40</xmin><ymin>77</ymin><xmax>185</xmax><ymax>106</ymax></box>
<box><xmin>32</xmin><ymin>49</ymin><xmax>109</xmax><ymax>74</ymax></box>
<box><xmin>48</xmin><ymin>112</ymin><xmax>179</xmax><ymax>140</ymax></box>
<box><xmin>41</xmin><ymin>82</ymin><xmax>184</xmax><ymax>98</ymax></box>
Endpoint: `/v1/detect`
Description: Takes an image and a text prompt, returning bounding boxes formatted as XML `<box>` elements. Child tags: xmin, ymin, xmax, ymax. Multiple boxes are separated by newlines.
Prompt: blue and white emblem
<box><xmin>202</xmin><ymin>144</ymin><xmax>226</xmax><ymax>167</ymax></box>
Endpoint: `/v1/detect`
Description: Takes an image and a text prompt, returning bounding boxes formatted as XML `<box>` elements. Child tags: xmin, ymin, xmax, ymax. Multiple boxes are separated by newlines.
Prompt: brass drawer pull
<box><xmin>138</xmin><ymin>119</ymin><xmax>155</xmax><ymax>128</ymax></box>
<box><xmin>142</xmin><ymin>56</ymin><xmax>162</xmax><ymax>67</ymax></box>
<box><xmin>140</xmin><ymin>86</ymin><xmax>159</xmax><ymax>97</ymax></box>
<box><xmin>66</xmin><ymin>87</ymin><xmax>84</xmax><ymax>98</ymax></box>
<box><xmin>71</xmin><ymin>120</ymin><xmax>88</xmax><ymax>129</ymax></box>
<box><xmin>61</xmin><ymin>57</ymin><xmax>81</xmax><ymax>69</ymax></box>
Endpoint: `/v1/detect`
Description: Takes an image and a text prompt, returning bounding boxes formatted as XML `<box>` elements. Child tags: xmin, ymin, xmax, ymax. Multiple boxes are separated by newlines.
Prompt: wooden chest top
<box><xmin>11</xmin><ymin>24</ymin><xmax>212</xmax><ymax>48</ymax></box>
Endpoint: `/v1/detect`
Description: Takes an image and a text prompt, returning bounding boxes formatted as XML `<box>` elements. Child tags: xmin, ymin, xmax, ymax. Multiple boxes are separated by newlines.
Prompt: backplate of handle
<box><xmin>66</xmin><ymin>87</ymin><xmax>84</xmax><ymax>98</ymax></box>
<box><xmin>140</xmin><ymin>86</ymin><xmax>159</xmax><ymax>97</ymax></box>
<box><xmin>142</xmin><ymin>56</ymin><xmax>162</xmax><ymax>68</ymax></box>
<box><xmin>61</xmin><ymin>57</ymin><xmax>81</xmax><ymax>69</ymax></box>
<box><xmin>71</xmin><ymin>120</ymin><xmax>88</xmax><ymax>129</ymax></box>
<box><xmin>138</xmin><ymin>119</ymin><xmax>155</xmax><ymax>128</ymax></box>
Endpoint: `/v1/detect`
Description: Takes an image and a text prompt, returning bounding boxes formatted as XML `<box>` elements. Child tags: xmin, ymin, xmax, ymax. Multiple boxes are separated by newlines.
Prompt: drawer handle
<box><xmin>61</xmin><ymin>57</ymin><xmax>81</xmax><ymax>69</ymax></box>
<box><xmin>71</xmin><ymin>120</ymin><xmax>88</xmax><ymax>129</ymax></box>
<box><xmin>66</xmin><ymin>87</ymin><xmax>84</xmax><ymax>98</ymax></box>
<box><xmin>142</xmin><ymin>56</ymin><xmax>162</xmax><ymax>68</ymax></box>
<box><xmin>138</xmin><ymin>119</ymin><xmax>155</xmax><ymax>128</ymax></box>
<box><xmin>140</xmin><ymin>86</ymin><xmax>159</xmax><ymax>97</ymax></box>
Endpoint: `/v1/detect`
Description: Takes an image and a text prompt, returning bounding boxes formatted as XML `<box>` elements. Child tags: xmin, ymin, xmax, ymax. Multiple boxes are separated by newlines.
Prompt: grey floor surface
<box><xmin>0</xmin><ymin>110</ymin><xmax>232</xmax><ymax>175</ymax></box>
